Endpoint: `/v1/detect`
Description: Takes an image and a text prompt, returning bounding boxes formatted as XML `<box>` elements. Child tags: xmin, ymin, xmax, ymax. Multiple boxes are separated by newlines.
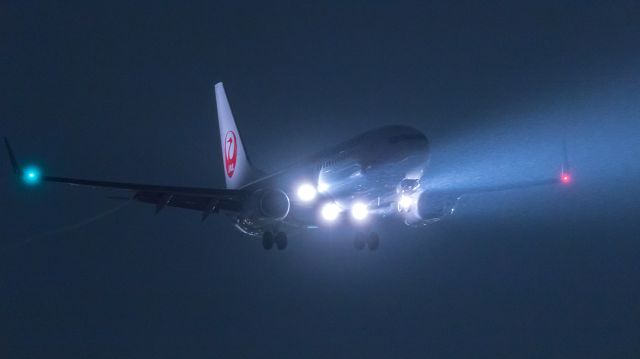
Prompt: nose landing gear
<box><xmin>262</xmin><ymin>231</ymin><xmax>274</xmax><ymax>250</ymax></box>
<box><xmin>263</xmin><ymin>230</ymin><xmax>378</xmax><ymax>251</ymax></box>
<box><xmin>354</xmin><ymin>231</ymin><xmax>380</xmax><ymax>251</ymax></box>
<box><xmin>367</xmin><ymin>232</ymin><xmax>380</xmax><ymax>250</ymax></box>
<box><xmin>274</xmin><ymin>231</ymin><xmax>288</xmax><ymax>250</ymax></box>
<box><xmin>262</xmin><ymin>231</ymin><xmax>288</xmax><ymax>250</ymax></box>
<box><xmin>354</xmin><ymin>232</ymin><xmax>366</xmax><ymax>250</ymax></box>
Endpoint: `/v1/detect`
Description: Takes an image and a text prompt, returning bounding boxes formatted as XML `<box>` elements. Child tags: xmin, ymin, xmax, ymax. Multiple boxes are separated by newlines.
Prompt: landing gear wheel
<box><xmin>262</xmin><ymin>231</ymin><xmax>274</xmax><ymax>250</ymax></box>
<box><xmin>367</xmin><ymin>232</ymin><xmax>380</xmax><ymax>251</ymax></box>
<box><xmin>275</xmin><ymin>231</ymin><xmax>288</xmax><ymax>250</ymax></box>
<box><xmin>354</xmin><ymin>232</ymin><xmax>366</xmax><ymax>250</ymax></box>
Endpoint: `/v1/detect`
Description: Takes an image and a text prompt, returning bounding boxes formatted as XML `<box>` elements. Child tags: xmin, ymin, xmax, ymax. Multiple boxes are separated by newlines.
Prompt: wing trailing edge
<box><xmin>4</xmin><ymin>138</ymin><xmax>247</xmax><ymax>217</ymax></box>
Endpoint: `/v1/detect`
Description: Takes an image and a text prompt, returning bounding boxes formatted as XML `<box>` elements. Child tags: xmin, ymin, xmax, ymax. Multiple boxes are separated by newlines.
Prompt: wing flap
<box><xmin>134</xmin><ymin>191</ymin><xmax>243</xmax><ymax>213</ymax></box>
<box><xmin>42</xmin><ymin>176</ymin><xmax>248</xmax><ymax>216</ymax></box>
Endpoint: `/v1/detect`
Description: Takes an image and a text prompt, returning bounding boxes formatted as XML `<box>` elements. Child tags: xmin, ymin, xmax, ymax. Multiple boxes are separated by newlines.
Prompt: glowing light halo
<box><xmin>351</xmin><ymin>202</ymin><xmax>369</xmax><ymax>221</ymax></box>
<box><xmin>296</xmin><ymin>183</ymin><xmax>317</xmax><ymax>202</ymax></box>
<box><xmin>321</xmin><ymin>202</ymin><xmax>340</xmax><ymax>221</ymax></box>
<box><xmin>398</xmin><ymin>194</ymin><xmax>413</xmax><ymax>212</ymax></box>
<box><xmin>22</xmin><ymin>166</ymin><xmax>42</xmax><ymax>185</ymax></box>
<box><xmin>317</xmin><ymin>180</ymin><xmax>329</xmax><ymax>193</ymax></box>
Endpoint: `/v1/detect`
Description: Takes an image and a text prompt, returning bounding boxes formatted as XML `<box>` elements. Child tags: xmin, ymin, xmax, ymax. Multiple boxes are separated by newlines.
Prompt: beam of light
<box><xmin>296</xmin><ymin>183</ymin><xmax>317</xmax><ymax>202</ymax></box>
<box><xmin>350</xmin><ymin>202</ymin><xmax>368</xmax><ymax>221</ymax></box>
<box><xmin>321</xmin><ymin>202</ymin><xmax>340</xmax><ymax>221</ymax></box>
<box><xmin>22</xmin><ymin>165</ymin><xmax>41</xmax><ymax>186</ymax></box>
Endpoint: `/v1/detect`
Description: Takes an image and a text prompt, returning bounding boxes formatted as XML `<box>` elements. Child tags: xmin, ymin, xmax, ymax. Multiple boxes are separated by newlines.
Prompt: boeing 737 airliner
<box><xmin>4</xmin><ymin>83</ymin><xmax>571</xmax><ymax>250</ymax></box>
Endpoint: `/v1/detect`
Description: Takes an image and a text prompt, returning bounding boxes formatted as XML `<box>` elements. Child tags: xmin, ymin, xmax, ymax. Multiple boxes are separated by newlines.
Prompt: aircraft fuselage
<box><xmin>234</xmin><ymin>125</ymin><xmax>429</xmax><ymax>235</ymax></box>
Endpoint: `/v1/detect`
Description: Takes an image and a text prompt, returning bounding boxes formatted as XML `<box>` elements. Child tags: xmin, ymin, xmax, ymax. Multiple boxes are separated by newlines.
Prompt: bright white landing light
<box><xmin>321</xmin><ymin>202</ymin><xmax>340</xmax><ymax>221</ymax></box>
<box><xmin>351</xmin><ymin>202</ymin><xmax>369</xmax><ymax>221</ymax></box>
<box><xmin>297</xmin><ymin>183</ymin><xmax>317</xmax><ymax>202</ymax></box>
<box><xmin>317</xmin><ymin>181</ymin><xmax>329</xmax><ymax>193</ymax></box>
<box><xmin>398</xmin><ymin>195</ymin><xmax>413</xmax><ymax>212</ymax></box>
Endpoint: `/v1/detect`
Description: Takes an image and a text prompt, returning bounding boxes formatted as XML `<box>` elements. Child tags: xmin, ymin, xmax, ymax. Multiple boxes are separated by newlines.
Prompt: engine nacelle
<box><xmin>249</xmin><ymin>188</ymin><xmax>291</xmax><ymax>221</ymax></box>
<box><xmin>404</xmin><ymin>191</ymin><xmax>459</xmax><ymax>226</ymax></box>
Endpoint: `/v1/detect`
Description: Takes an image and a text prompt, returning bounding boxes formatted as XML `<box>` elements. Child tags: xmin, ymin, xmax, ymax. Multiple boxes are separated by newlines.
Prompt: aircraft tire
<box><xmin>367</xmin><ymin>232</ymin><xmax>380</xmax><ymax>251</ymax></box>
<box><xmin>275</xmin><ymin>231</ymin><xmax>288</xmax><ymax>250</ymax></box>
<box><xmin>262</xmin><ymin>231</ymin><xmax>274</xmax><ymax>250</ymax></box>
<box><xmin>354</xmin><ymin>233</ymin><xmax>366</xmax><ymax>250</ymax></box>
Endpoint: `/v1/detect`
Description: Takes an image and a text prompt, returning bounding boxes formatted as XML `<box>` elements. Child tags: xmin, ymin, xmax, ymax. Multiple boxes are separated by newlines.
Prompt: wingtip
<box><xmin>560</xmin><ymin>138</ymin><xmax>572</xmax><ymax>185</ymax></box>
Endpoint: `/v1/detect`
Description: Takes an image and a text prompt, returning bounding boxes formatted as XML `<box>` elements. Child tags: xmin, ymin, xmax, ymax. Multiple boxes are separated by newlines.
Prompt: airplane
<box><xmin>3</xmin><ymin>82</ymin><xmax>572</xmax><ymax>250</ymax></box>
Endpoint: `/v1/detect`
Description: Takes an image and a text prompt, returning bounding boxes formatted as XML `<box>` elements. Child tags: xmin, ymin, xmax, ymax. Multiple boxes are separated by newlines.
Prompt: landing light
<box><xmin>398</xmin><ymin>195</ymin><xmax>413</xmax><ymax>212</ymax></box>
<box><xmin>22</xmin><ymin>166</ymin><xmax>41</xmax><ymax>185</ymax></box>
<box><xmin>297</xmin><ymin>183</ymin><xmax>317</xmax><ymax>202</ymax></box>
<box><xmin>317</xmin><ymin>181</ymin><xmax>329</xmax><ymax>193</ymax></box>
<box><xmin>321</xmin><ymin>202</ymin><xmax>340</xmax><ymax>221</ymax></box>
<box><xmin>561</xmin><ymin>173</ymin><xmax>571</xmax><ymax>184</ymax></box>
<box><xmin>351</xmin><ymin>202</ymin><xmax>369</xmax><ymax>221</ymax></box>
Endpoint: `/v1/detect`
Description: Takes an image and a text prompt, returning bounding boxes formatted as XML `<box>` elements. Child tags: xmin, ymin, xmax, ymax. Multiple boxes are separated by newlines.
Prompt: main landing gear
<box><xmin>354</xmin><ymin>231</ymin><xmax>380</xmax><ymax>251</ymax></box>
<box><xmin>262</xmin><ymin>231</ymin><xmax>288</xmax><ymax>250</ymax></box>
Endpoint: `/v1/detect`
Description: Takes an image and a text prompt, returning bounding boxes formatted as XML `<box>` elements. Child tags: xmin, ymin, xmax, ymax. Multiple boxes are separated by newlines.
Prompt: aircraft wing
<box><xmin>426</xmin><ymin>176</ymin><xmax>567</xmax><ymax>198</ymax></box>
<box><xmin>4</xmin><ymin>138</ymin><xmax>246</xmax><ymax>219</ymax></box>
<box><xmin>427</xmin><ymin>139</ymin><xmax>572</xmax><ymax>198</ymax></box>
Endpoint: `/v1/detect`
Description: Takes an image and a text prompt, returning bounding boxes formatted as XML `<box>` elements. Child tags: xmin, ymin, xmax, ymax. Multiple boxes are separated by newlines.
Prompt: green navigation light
<box><xmin>22</xmin><ymin>165</ymin><xmax>41</xmax><ymax>185</ymax></box>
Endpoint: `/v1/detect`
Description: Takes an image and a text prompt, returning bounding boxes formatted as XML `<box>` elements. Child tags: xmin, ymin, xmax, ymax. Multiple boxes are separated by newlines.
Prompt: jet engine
<box><xmin>249</xmin><ymin>188</ymin><xmax>291</xmax><ymax>220</ymax></box>
<box><xmin>403</xmin><ymin>191</ymin><xmax>459</xmax><ymax>226</ymax></box>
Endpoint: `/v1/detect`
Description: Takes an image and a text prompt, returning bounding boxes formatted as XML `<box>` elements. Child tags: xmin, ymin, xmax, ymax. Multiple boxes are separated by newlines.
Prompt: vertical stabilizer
<box><xmin>215</xmin><ymin>82</ymin><xmax>261</xmax><ymax>189</ymax></box>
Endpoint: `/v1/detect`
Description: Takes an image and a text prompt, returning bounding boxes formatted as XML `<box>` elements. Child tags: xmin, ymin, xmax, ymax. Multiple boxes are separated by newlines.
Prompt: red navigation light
<box><xmin>561</xmin><ymin>173</ymin><xmax>571</xmax><ymax>184</ymax></box>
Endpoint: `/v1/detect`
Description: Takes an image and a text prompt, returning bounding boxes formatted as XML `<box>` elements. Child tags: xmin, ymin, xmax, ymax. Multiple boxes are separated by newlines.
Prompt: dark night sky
<box><xmin>2</xmin><ymin>2</ymin><xmax>640</xmax><ymax>358</ymax></box>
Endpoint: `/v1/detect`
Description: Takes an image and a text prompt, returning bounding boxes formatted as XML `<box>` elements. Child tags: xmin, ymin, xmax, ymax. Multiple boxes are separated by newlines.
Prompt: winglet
<box><xmin>3</xmin><ymin>137</ymin><xmax>21</xmax><ymax>174</ymax></box>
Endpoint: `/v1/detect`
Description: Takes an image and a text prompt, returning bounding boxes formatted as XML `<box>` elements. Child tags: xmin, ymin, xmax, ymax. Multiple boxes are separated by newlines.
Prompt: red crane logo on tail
<box><xmin>224</xmin><ymin>131</ymin><xmax>237</xmax><ymax>178</ymax></box>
